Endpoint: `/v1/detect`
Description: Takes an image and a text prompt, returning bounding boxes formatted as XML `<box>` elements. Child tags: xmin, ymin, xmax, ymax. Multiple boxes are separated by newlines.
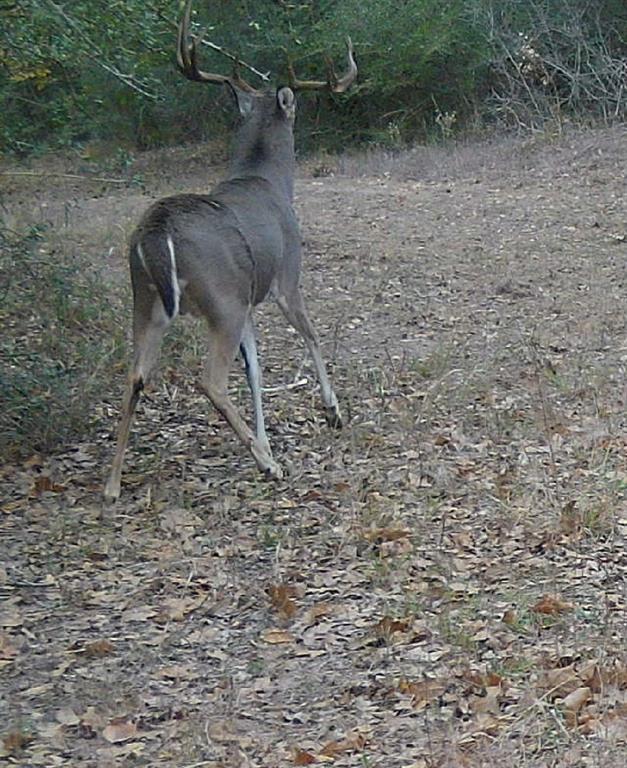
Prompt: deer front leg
<box><xmin>275</xmin><ymin>289</ymin><xmax>343</xmax><ymax>428</ymax></box>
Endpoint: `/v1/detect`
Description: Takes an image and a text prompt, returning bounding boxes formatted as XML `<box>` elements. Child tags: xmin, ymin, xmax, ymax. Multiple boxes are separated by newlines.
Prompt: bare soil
<box><xmin>1</xmin><ymin>125</ymin><xmax>627</xmax><ymax>767</ymax></box>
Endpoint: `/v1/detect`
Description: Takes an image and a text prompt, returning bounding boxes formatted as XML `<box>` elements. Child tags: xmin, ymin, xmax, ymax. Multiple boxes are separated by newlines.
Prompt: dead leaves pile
<box><xmin>2</xmin><ymin>708</ymin><xmax>146</xmax><ymax>763</ymax></box>
<box><xmin>536</xmin><ymin>660</ymin><xmax>627</xmax><ymax>735</ymax></box>
<box><xmin>294</xmin><ymin>730</ymin><xmax>368</xmax><ymax>764</ymax></box>
<box><xmin>3</xmin><ymin>129</ymin><xmax>627</xmax><ymax>766</ymax></box>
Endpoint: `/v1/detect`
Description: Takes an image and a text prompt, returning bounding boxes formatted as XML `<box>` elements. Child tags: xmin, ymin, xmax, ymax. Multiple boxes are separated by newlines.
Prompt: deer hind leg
<box><xmin>239</xmin><ymin>316</ymin><xmax>272</xmax><ymax>457</ymax></box>
<box><xmin>276</xmin><ymin>287</ymin><xmax>343</xmax><ymax>428</ymax></box>
<box><xmin>104</xmin><ymin>292</ymin><xmax>170</xmax><ymax>501</ymax></box>
<box><xmin>202</xmin><ymin>317</ymin><xmax>282</xmax><ymax>480</ymax></box>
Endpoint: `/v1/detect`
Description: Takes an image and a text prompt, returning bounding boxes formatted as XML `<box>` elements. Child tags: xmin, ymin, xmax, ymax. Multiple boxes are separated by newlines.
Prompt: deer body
<box><xmin>104</xmin><ymin>2</ymin><xmax>356</xmax><ymax>501</ymax></box>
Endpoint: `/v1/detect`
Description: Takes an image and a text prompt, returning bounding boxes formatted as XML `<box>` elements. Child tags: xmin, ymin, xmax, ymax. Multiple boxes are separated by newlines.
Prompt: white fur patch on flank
<box><xmin>137</xmin><ymin>242</ymin><xmax>149</xmax><ymax>276</ymax></box>
<box><xmin>166</xmin><ymin>234</ymin><xmax>181</xmax><ymax>318</ymax></box>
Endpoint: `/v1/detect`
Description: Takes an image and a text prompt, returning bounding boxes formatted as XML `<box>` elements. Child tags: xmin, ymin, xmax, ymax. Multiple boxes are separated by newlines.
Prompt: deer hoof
<box><xmin>264</xmin><ymin>461</ymin><xmax>284</xmax><ymax>481</ymax></box>
<box><xmin>325</xmin><ymin>406</ymin><xmax>343</xmax><ymax>430</ymax></box>
<box><xmin>103</xmin><ymin>479</ymin><xmax>121</xmax><ymax>503</ymax></box>
<box><xmin>252</xmin><ymin>444</ymin><xmax>283</xmax><ymax>480</ymax></box>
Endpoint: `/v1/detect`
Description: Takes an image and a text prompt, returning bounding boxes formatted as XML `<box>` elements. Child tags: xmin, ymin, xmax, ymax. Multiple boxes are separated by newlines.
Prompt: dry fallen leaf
<box><xmin>602</xmin><ymin>661</ymin><xmax>627</xmax><ymax>689</ymax></box>
<box><xmin>305</xmin><ymin>602</ymin><xmax>334</xmax><ymax>625</ymax></box>
<box><xmin>1</xmin><ymin>605</ymin><xmax>23</xmax><ymax>628</ymax></box>
<box><xmin>537</xmin><ymin>665</ymin><xmax>581</xmax><ymax>700</ymax></box>
<box><xmin>56</xmin><ymin>707</ymin><xmax>80</xmax><ymax>726</ymax></box>
<box><xmin>261</xmin><ymin>628</ymin><xmax>294</xmax><ymax>644</ymax></box>
<box><xmin>320</xmin><ymin>731</ymin><xmax>367</xmax><ymax>757</ymax></box>
<box><xmin>591</xmin><ymin>705</ymin><xmax>627</xmax><ymax>742</ymax></box>
<box><xmin>464</xmin><ymin>711</ymin><xmax>504</xmax><ymax>738</ymax></box>
<box><xmin>267</xmin><ymin>583</ymin><xmax>298</xmax><ymax>620</ymax></box>
<box><xmin>398</xmin><ymin>678</ymin><xmax>447</xmax><ymax>710</ymax></box>
<box><xmin>103</xmin><ymin>741</ymin><xmax>145</xmax><ymax>759</ymax></box>
<box><xmin>121</xmin><ymin>605</ymin><xmax>157</xmax><ymax>623</ymax></box>
<box><xmin>532</xmin><ymin>594</ymin><xmax>573</xmax><ymax>615</ymax></box>
<box><xmin>155</xmin><ymin>595</ymin><xmax>207</xmax><ymax>623</ymax></box>
<box><xmin>293</xmin><ymin>747</ymin><xmax>317</xmax><ymax>765</ymax></box>
<box><xmin>102</xmin><ymin>718</ymin><xmax>138</xmax><ymax>744</ymax></box>
<box><xmin>462</xmin><ymin>670</ymin><xmax>504</xmax><ymax>690</ymax></box>
<box><xmin>562</xmin><ymin>686</ymin><xmax>591</xmax><ymax>727</ymax></box>
<box><xmin>207</xmin><ymin>720</ymin><xmax>246</xmax><ymax>744</ymax></box>
<box><xmin>577</xmin><ymin>660</ymin><xmax>602</xmax><ymax>692</ymax></box>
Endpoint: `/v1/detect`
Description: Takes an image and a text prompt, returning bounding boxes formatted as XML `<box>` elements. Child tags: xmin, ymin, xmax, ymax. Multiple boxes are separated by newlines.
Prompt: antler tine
<box><xmin>287</xmin><ymin>37</ymin><xmax>358</xmax><ymax>93</ymax></box>
<box><xmin>176</xmin><ymin>0</ymin><xmax>259</xmax><ymax>93</ymax></box>
<box><xmin>331</xmin><ymin>37</ymin><xmax>357</xmax><ymax>93</ymax></box>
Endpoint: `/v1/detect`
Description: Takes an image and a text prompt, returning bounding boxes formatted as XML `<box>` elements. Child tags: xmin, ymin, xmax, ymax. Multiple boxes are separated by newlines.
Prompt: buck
<box><xmin>104</xmin><ymin>0</ymin><xmax>357</xmax><ymax>501</ymax></box>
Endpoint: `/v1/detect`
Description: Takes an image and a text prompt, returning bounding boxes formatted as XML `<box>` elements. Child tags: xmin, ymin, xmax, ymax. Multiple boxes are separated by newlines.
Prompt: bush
<box><xmin>319</xmin><ymin>0</ymin><xmax>489</xmax><ymax>144</ymax></box>
<box><xmin>477</xmin><ymin>0</ymin><xmax>627</xmax><ymax>130</ymax></box>
<box><xmin>0</xmin><ymin>1</ymin><xmax>624</xmax><ymax>156</ymax></box>
<box><xmin>0</xmin><ymin>225</ymin><xmax>127</xmax><ymax>458</ymax></box>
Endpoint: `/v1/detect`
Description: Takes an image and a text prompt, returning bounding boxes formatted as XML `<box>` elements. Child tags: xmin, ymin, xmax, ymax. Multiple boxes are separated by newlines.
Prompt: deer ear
<box><xmin>276</xmin><ymin>87</ymin><xmax>296</xmax><ymax>120</ymax></box>
<box><xmin>228</xmin><ymin>84</ymin><xmax>256</xmax><ymax>118</ymax></box>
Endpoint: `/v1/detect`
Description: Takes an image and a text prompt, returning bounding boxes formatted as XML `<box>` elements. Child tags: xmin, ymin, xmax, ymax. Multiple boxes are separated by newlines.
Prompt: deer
<box><xmin>104</xmin><ymin>0</ymin><xmax>357</xmax><ymax>501</ymax></box>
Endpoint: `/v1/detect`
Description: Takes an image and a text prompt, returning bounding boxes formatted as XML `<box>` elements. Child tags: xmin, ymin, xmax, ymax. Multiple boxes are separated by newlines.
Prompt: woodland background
<box><xmin>1</xmin><ymin>0</ymin><xmax>625</xmax><ymax>157</ymax></box>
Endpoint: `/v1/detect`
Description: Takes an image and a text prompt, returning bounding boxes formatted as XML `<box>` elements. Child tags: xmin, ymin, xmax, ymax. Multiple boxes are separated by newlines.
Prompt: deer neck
<box><xmin>228</xmin><ymin>116</ymin><xmax>295</xmax><ymax>201</ymax></box>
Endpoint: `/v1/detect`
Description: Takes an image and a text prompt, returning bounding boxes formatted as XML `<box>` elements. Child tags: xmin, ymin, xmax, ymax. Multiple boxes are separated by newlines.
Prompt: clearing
<box><xmin>1</xmin><ymin>125</ymin><xmax>626</xmax><ymax>767</ymax></box>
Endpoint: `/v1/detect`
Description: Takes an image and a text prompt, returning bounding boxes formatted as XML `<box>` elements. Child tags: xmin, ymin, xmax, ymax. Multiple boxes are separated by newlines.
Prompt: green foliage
<box><xmin>0</xmin><ymin>0</ymin><xmax>219</xmax><ymax>153</ymax></box>
<box><xmin>0</xmin><ymin>225</ymin><xmax>127</xmax><ymax>458</ymax></box>
<box><xmin>319</xmin><ymin>0</ymin><xmax>488</xmax><ymax>143</ymax></box>
<box><xmin>0</xmin><ymin>0</ymin><xmax>625</xmax><ymax>156</ymax></box>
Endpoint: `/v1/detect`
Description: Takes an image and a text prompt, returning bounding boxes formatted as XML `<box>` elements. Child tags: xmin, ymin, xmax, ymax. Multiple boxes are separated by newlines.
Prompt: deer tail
<box><xmin>134</xmin><ymin>233</ymin><xmax>180</xmax><ymax>320</ymax></box>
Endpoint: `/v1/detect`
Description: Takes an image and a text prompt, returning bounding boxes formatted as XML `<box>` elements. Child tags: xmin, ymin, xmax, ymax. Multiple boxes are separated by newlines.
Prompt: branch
<box><xmin>39</xmin><ymin>0</ymin><xmax>159</xmax><ymax>100</ymax></box>
<box><xmin>156</xmin><ymin>10</ymin><xmax>270</xmax><ymax>84</ymax></box>
<box><xmin>198</xmin><ymin>36</ymin><xmax>270</xmax><ymax>84</ymax></box>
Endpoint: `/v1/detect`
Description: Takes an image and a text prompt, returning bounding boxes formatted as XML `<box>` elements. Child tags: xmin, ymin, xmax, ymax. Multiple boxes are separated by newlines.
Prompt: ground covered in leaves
<box><xmin>1</xmin><ymin>126</ymin><xmax>626</xmax><ymax>767</ymax></box>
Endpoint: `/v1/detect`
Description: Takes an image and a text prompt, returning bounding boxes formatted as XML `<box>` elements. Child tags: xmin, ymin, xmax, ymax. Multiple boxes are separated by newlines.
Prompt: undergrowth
<box><xmin>0</xmin><ymin>224</ymin><xmax>127</xmax><ymax>458</ymax></box>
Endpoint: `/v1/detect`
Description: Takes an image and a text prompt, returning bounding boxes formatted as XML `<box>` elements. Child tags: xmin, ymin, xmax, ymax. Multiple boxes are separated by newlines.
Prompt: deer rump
<box><xmin>132</xmin><ymin>181</ymin><xmax>297</xmax><ymax>323</ymax></box>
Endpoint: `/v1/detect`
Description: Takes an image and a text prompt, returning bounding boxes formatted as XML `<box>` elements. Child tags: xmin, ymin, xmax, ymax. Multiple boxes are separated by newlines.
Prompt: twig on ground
<box><xmin>263</xmin><ymin>377</ymin><xmax>309</xmax><ymax>394</ymax></box>
<box><xmin>0</xmin><ymin>171</ymin><xmax>130</xmax><ymax>185</ymax></box>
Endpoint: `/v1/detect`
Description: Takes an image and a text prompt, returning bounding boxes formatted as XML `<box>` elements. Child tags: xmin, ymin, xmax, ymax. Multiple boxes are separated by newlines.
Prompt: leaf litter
<box><xmin>1</xmin><ymin>127</ymin><xmax>627</xmax><ymax>766</ymax></box>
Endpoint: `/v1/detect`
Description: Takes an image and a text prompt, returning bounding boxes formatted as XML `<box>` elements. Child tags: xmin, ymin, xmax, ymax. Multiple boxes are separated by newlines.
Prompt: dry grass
<box><xmin>1</xmin><ymin>126</ymin><xmax>626</xmax><ymax>767</ymax></box>
<box><xmin>319</xmin><ymin>123</ymin><xmax>625</xmax><ymax>184</ymax></box>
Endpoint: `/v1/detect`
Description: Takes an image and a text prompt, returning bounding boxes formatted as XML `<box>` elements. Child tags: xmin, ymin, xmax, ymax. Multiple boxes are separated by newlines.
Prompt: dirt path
<box><xmin>2</xmin><ymin>127</ymin><xmax>626</xmax><ymax>767</ymax></box>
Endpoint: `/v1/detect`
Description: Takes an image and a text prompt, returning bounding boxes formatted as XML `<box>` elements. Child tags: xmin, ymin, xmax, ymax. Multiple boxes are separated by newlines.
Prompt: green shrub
<box><xmin>0</xmin><ymin>225</ymin><xmax>127</xmax><ymax>458</ymax></box>
<box><xmin>0</xmin><ymin>1</ymin><xmax>624</xmax><ymax>156</ymax></box>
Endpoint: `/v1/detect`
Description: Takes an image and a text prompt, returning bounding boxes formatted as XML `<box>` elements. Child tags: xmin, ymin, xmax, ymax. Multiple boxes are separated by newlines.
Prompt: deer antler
<box><xmin>176</xmin><ymin>0</ymin><xmax>260</xmax><ymax>94</ymax></box>
<box><xmin>287</xmin><ymin>38</ymin><xmax>357</xmax><ymax>93</ymax></box>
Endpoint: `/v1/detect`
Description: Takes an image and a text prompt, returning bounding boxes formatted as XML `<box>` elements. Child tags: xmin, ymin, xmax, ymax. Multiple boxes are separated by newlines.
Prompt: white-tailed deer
<box><xmin>104</xmin><ymin>0</ymin><xmax>357</xmax><ymax>501</ymax></box>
